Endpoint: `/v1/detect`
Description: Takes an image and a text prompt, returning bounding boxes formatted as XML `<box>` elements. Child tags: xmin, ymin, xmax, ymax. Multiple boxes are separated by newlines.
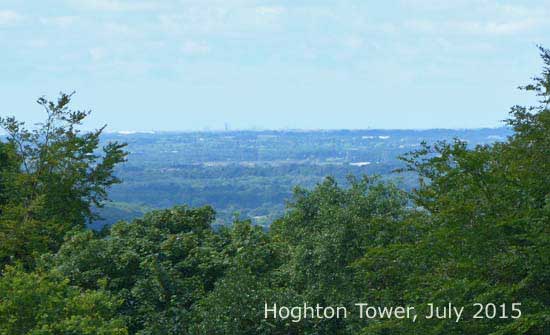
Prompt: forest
<box><xmin>0</xmin><ymin>47</ymin><xmax>548</xmax><ymax>334</ymax></box>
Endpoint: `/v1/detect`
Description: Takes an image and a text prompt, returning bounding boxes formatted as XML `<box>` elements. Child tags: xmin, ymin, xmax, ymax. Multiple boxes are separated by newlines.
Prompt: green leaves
<box><xmin>49</xmin><ymin>206</ymin><xmax>225</xmax><ymax>335</ymax></box>
<box><xmin>379</xmin><ymin>47</ymin><xmax>550</xmax><ymax>335</ymax></box>
<box><xmin>0</xmin><ymin>92</ymin><xmax>127</xmax><ymax>268</ymax></box>
<box><xmin>0</xmin><ymin>266</ymin><xmax>127</xmax><ymax>335</ymax></box>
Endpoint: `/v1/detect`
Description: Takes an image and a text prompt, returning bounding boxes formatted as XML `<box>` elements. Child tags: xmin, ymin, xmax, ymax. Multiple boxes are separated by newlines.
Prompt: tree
<box><xmin>192</xmin><ymin>220</ymin><xmax>297</xmax><ymax>335</ymax></box>
<box><xmin>49</xmin><ymin>206</ymin><xmax>226</xmax><ymax>335</ymax></box>
<box><xmin>376</xmin><ymin>46</ymin><xmax>550</xmax><ymax>335</ymax></box>
<box><xmin>270</xmin><ymin>176</ymin><xmax>413</xmax><ymax>334</ymax></box>
<box><xmin>0</xmin><ymin>92</ymin><xmax>127</xmax><ymax>268</ymax></box>
<box><xmin>0</xmin><ymin>141</ymin><xmax>20</xmax><ymax>208</ymax></box>
<box><xmin>0</xmin><ymin>265</ymin><xmax>127</xmax><ymax>335</ymax></box>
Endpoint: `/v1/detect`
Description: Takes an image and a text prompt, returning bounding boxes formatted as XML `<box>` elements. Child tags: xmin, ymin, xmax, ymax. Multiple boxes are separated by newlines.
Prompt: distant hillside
<box><xmin>95</xmin><ymin>127</ymin><xmax>512</xmax><ymax>228</ymax></box>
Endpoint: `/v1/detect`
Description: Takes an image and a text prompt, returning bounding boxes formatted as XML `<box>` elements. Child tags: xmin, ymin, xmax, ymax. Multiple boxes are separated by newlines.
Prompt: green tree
<box><xmin>49</xmin><ymin>206</ymin><xmax>226</xmax><ymax>335</ymax></box>
<box><xmin>0</xmin><ymin>141</ymin><xmax>20</xmax><ymax>208</ymax></box>
<box><xmin>368</xmin><ymin>46</ymin><xmax>550</xmax><ymax>335</ymax></box>
<box><xmin>0</xmin><ymin>266</ymin><xmax>127</xmax><ymax>335</ymax></box>
<box><xmin>0</xmin><ymin>92</ymin><xmax>127</xmax><ymax>267</ymax></box>
<box><xmin>270</xmin><ymin>176</ymin><xmax>413</xmax><ymax>334</ymax></box>
<box><xmin>192</xmin><ymin>220</ymin><xmax>298</xmax><ymax>335</ymax></box>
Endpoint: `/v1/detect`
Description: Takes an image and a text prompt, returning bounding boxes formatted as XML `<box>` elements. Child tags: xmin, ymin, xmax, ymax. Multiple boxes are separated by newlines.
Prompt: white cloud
<box><xmin>496</xmin><ymin>4</ymin><xmax>533</xmax><ymax>16</ymax></box>
<box><xmin>70</xmin><ymin>0</ymin><xmax>159</xmax><ymax>11</ymax></box>
<box><xmin>181</xmin><ymin>41</ymin><xmax>210</xmax><ymax>55</ymax></box>
<box><xmin>158</xmin><ymin>4</ymin><xmax>285</xmax><ymax>37</ymax></box>
<box><xmin>401</xmin><ymin>0</ymin><xmax>482</xmax><ymax>10</ymax></box>
<box><xmin>452</xmin><ymin>19</ymin><xmax>539</xmax><ymax>35</ymax></box>
<box><xmin>405</xmin><ymin>18</ymin><xmax>541</xmax><ymax>35</ymax></box>
<box><xmin>0</xmin><ymin>10</ymin><xmax>21</xmax><ymax>25</ymax></box>
<box><xmin>27</xmin><ymin>39</ymin><xmax>49</xmax><ymax>48</ymax></box>
<box><xmin>90</xmin><ymin>47</ymin><xmax>108</xmax><ymax>61</ymax></box>
<box><xmin>102</xmin><ymin>22</ymin><xmax>137</xmax><ymax>37</ymax></box>
<box><xmin>40</xmin><ymin>16</ymin><xmax>77</xmax><ymax>28</ymax></box>
<box><xmin>256</xmin><ymin>6</ymin><xmax>285</xmax><ymax>16</ymax></box>
<box><xmin>158</xmin><ymin>8</ymin><xmax>230</xmax><ymax>36</ymax></box>
<box><xmin>400</xmin><ymin>0</ymin><xmax>548</xmax><ymax>35</ymax></box>
<box><xmin>403</xmin><ymin>20</ymin><xmax>436</xmax><ymax>33</ymax></box>
<box><xmin>343</xmin><ymin>36</ymin><xmax>364</xmax><ymax>50</ymax></box>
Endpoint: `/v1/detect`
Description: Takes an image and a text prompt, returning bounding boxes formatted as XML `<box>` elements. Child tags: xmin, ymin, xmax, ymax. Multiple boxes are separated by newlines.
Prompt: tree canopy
<box><xmin>0</xmin><ymin>93</ymin><xmax>127</xmax><ymax>268</ymax></box>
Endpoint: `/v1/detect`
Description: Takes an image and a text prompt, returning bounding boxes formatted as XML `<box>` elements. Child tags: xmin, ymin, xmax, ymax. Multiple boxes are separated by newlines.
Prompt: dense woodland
<box><xmin>0</xmin><ymin>48</ymin><xmax>549</xmax><ymax>334</ymax></box>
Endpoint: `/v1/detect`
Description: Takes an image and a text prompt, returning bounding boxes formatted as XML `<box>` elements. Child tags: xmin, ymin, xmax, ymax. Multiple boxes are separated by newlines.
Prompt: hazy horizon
<box><xmin>0</xmin><ymin>123</ymin><xmax>512</xmax><ymax>136</ymax></box>
<box><xmin>102</xmin><ymin>125</ymin><xmax>512</xmax><ymax>133</ymax></box>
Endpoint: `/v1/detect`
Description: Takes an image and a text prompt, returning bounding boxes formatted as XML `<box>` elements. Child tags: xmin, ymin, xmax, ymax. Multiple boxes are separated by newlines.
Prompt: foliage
<box><xmin>0</xmin><ymin>92</ymin><xmax>127</xmax><ymax>268</ymax></box>
<box><xmin>383</xmin><ymin>46</ymin><xmax>550</xmax><ymax>335</ymax></box>
<box><xmin>0</xmin><ymin>266</ymin><xmax>127</xmax><ymax>335</ymax></box>
<box><xmin>49</xmin><ymin>206</ymin><xmax>225</xmax><ymax>335</ymax></box>
<box><xmin>271</xmin><ymin>176</ymin><xmax>414</xmax><ymax>334</ymax></box>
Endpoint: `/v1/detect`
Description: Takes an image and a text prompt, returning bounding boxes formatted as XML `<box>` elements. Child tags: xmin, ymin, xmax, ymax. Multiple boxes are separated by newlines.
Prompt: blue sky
<box><xmin>1</xmin><ymin>0</ymin><xmax>549</xmax><ymax>131</ymax></box>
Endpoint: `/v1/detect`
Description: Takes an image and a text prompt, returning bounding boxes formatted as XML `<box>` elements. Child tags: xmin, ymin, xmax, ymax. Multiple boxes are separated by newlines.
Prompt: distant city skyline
<box><xmin>101</xmin><ymin>125</ymin><xmax>511</xmax><ymax>134</ymax></box>
<box><xmin>1</xmin><ymin>0</ymin><xmax>549</xmax><ymax>131</ymax></box>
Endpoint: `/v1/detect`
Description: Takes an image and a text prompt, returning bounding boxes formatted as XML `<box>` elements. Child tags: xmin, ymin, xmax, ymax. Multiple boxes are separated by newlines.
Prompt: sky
<box><xmin>1</xmin><ymin>0</ymin><xmax>549</xmax><ymax>131</ymax></box>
